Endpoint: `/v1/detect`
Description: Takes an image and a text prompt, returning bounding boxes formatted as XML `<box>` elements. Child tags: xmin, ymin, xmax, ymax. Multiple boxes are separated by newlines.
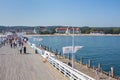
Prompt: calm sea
<box><xmin>29</xmin><ymin>36</ymin><xmax>120</xmax><ymax>76</ymax></box>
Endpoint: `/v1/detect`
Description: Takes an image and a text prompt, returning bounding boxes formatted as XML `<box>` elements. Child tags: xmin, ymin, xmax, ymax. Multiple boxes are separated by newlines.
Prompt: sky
<box><xmin>0</xmin><ymin>0</ymin><xmax>120</xmax><ymax>27</ymax></box>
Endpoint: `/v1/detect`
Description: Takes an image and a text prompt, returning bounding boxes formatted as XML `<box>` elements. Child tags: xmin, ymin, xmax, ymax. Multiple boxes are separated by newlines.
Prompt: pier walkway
<box><xmin>58</xmin><ymin>57</ymin><xmax>117</xmax><ymax>80</ymax></box>
<box><xmin>0</xmin><ymin>44</ymin><xmax>68</xmax><ymax>80</ymax></box>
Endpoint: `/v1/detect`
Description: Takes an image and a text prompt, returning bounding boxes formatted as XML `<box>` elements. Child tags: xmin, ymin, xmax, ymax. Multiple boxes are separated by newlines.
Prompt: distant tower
<box><xmin>33</xmin><ymin>28</ymin><xmax>37</xmax><ymax>34</ymax></box>
<box><xmin>65</xmin><ymin>27</ymin><xmax>70</xmax><ymax>34</ymax></box>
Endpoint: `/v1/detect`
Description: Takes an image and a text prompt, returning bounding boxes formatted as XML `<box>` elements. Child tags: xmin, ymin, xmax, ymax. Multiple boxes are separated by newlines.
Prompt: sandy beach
<box><xmin>1</xmin><ymin>33</ymin><xmax>120</xmax><ymax>37</ymax></box>
<box><xmin>25</xmin><ymin>33</ymin><xmax>120</xmax><ymax>37</ymax></box>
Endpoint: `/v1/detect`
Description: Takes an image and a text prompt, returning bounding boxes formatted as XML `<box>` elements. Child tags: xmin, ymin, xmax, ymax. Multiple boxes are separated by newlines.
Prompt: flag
<box><xmin>62</xmin><ymin>46</ymin><xmax>72</xmax><ymax>54</ymax></box>
<box><xmin>34</xmin><ymin>38</ymin><xmax>43</xmax><ymax>41</ymax></box>
<box><xmin>62</xmin><ymin>46</ymin><xmax>83</xmax><ymax>54</ymax></box>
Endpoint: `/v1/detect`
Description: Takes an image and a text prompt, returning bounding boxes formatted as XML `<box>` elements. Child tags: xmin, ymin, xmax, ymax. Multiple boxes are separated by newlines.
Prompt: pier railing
<box><xmin>48</xmin><ymin>56</ymin><xmax>95</xmax><ymax>80</ymax></box>
<box><xmin>29</xmin><ymin>43</ymin><xmax>95</xmax><ymax>80</ymax></box>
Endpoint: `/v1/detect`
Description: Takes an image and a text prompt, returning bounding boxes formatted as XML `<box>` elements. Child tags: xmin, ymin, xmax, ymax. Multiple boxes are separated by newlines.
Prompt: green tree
<box><xmin>113</xmin><ymin>28</ymin><xmax>120</xmax><ymax>34</ymax></box>
<box><xmin>81</xmin><ymin>27</ymin><xmax>91</xmax><ymax>34</ymax></box>
<box><xmin>51</xmin><ymin>28</ymin><xmax>56</xmax><ymax>34</ymax></box>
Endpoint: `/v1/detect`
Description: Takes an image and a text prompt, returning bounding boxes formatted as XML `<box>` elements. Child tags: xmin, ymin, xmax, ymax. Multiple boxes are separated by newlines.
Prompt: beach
<box><xmin>25</xmin><ymin>33</ymin><xmax>120</xmax><ymax>37</ymax></box>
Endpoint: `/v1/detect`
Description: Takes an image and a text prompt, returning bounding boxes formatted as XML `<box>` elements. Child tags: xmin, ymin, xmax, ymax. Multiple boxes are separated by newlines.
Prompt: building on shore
<box><xmin>90</xmin><ymin>31</ymin><xmax>104</xmax><ymax>35</ymax></box>
<box><xmin>55</xmin><ymin>27</ymin><xmax>80</xmax><ymax>34</ymax></box>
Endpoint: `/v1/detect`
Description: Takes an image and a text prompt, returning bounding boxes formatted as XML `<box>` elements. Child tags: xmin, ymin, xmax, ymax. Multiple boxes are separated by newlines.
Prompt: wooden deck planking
<box><xmin>58</xmin><ymin>57</ymin><xmax>117</xmax><ymax>80</ymax></box>
<box><xmin>0</xmin><ymin>44</ymin><xmax>68</xmax><ymax>80</ymax></box>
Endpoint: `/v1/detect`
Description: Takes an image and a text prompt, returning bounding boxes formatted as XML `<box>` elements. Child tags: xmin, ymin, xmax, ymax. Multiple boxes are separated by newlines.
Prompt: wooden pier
<box><xmin>0</xmin><ymin>44</ymin><xmax>68</xmax><ymax>80</ymax></box>
<box><xmin>58</xmin><ymin>57</ymin><xmax>117</xmax><ymax>80</ymax></box>
<box><xmin>39</xmin><ymin>44</ymin><xmax>119</xmax><ymax>80</ymax></box>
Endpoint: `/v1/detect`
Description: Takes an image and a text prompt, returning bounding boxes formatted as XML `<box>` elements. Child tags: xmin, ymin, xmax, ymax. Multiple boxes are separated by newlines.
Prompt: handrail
<box><xmin>48</xmin><ymin>56</ymin><xmax>95</xmax><ymax>80</ymax></box>
<box><xmin>28</xmin><ymin>43</ymin><xmax>96</xmax><ymax>80</ymax></box>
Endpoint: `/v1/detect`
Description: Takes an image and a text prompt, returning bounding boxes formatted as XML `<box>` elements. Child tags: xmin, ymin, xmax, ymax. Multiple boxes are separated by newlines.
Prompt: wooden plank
<box><xmin>0</xmin><ymin>44</ymin><xmax>68</xmax><ymax>80</ymax></box>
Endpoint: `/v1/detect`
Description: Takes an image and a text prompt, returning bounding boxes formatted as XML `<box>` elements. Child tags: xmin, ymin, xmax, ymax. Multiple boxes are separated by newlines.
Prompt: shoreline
<box><xmin>25</xmin><ymin>34</ymin><xmax>120</xmax><ymax>37</ymax></box>
<box><xmin>1</xmin><ymin>33</ymin><xmax>120</xmax><ymax>37</ymax></box>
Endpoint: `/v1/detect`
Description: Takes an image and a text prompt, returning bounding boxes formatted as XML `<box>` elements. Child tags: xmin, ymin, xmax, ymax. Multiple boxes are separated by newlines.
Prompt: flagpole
<box><xmin>62</xmin><ymin>27</ymin><xmax>83</xmax><ymax>80</ymax></box>
<box><xmin>71</xmin><ymin>27</ymin><xmax>75</xmax><ymax>80</ymax></box>
<box><xmin>72</xmin><ymin>27</ymin><xmax>74</xmax><ymax>69</ymax></box>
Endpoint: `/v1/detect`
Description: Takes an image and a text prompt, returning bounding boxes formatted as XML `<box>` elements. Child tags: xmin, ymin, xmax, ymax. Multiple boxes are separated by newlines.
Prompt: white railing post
<box><xmin>64</xmin><ymin>68</ymin><xmax>67</xmax><ymax>76</ymax></box>
<box><xmin>59</xmin><ymin>64</ymin><xmax>61</xmax><ymax>72</ymax></box>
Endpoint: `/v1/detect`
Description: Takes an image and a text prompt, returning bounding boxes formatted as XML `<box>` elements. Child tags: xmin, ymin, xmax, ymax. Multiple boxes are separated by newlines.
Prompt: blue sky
<box><xmin>0</xmin><ymin>0</ymin><xmax>120</xmax><ymax>27</ymax></box>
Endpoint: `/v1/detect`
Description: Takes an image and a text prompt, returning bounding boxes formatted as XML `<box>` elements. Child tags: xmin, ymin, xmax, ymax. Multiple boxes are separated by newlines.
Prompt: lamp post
<box><xmin>71</xmin><ymin>27</ymin><xmax>75</xmax><ymax>80</ymax></box>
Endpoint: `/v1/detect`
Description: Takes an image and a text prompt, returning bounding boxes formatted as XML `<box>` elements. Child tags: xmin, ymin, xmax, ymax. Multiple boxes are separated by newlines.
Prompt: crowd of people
<box><xmin>0</xmin><ymin>34</ymin><xmax>28</xmax><ymax>54</ymax></box>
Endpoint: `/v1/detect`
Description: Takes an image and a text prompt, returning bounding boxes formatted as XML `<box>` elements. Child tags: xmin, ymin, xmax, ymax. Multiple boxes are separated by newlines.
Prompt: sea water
<box><xmin>29</xmin><ymin>36</ymin><xmax>120</xmax><ymax>76</ymax></box>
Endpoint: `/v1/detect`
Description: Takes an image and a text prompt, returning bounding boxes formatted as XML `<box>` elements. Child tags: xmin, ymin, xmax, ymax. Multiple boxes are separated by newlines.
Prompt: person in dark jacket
<box><xmin>23</xmin><ymin>46</ymin><xmax>26</xmax><ymax>54</ymax></box>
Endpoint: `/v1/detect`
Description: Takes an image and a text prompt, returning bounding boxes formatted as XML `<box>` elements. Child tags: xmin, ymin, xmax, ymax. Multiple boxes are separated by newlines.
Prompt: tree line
<box><xmin>1</xmin><ymin>26</ymin><xmax>120</xmax><ymax>34</ymax></box>
<box><xmin>38</xmin><ymin>27</ymin><xmax>120</xmax><ymax>34</ymax></box>
<box><xmin>80</xmin><ymin>27</ymin><xmax>120</xmax><ymax>34</ymax></box>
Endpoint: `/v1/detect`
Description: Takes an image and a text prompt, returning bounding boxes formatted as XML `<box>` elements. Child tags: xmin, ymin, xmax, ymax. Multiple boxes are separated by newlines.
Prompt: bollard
<box><xmin>59</xmin><ymin>52</ymin><xmax>61</xmax><ymax>56</ymax></box>
<box><xmin>101</xmin><ymin>67</ymin><xmax>103</xmax><ymax>72</ymax></box>
<box><xmin>93</xmin><ymin>65</ymin><xmax>95</xmax><ymax>72</ymax></box>
<box><xmin>88</xmin><ymin>59</ymin><xmax>91</xmax><ymax>68</ymax></box>
<box><xmin>47</xmin><ymin>47</ymin><xmax>49</xmax><ymax>50</ymax></box>
<box><xmin>45</xmin><ymin>46</ymin><xmax>47</xmax><ymax>50</ymax></box>
<box><xmin>98</xmin><ymin>63</ymin><xmax>101</xmax><ymax>71</ymax></box>
<box><xmin>62</xmin><ymin>53</ymin><xmax>65</xmax><ymax>59</ymax></box>
<box><xmin>111</xmin><ymin>67</ymin><xmax>114</xmax><ymax>77</ymax></box>
<box><xmin>68</xmin><ymin>53</ymin><xmax>70</xmax><ymax>60</ymax></box>
<box><xmin>58</xmin><ymin>51</ymin><xmax>61</xmax><ymax>58</ymax></box>
<box><xmin>46</xmin><ymin>46</ymin><xmax>48</xmax><ymax>50</ymax></box>
<box><xmin>108</xmin><ymin>71</ymin><xmax>111</xmax><ymax>77</ymax></box>
<box><xmin>74</xmin><ymin>54</ymin><xmax>76</xmax><ymax>62</ymax></box>
<box><xmin>35</xmin><ymin>49</ymin><xmax>38</xmax><ymax>54</ymax></box>
<box><xmin>49</xmin><ymin>48</ymin><xmax>51</xmax><ymax>51</ymax></box>
<box><xmin>86</xmin><ymin>64</ymin><xmax>88</xmax><ymax>68</ymax></box>
<box><xmin>80</xmin><ymin>57</ymin><xmax>83</xmax><ymax>64</ymax></box>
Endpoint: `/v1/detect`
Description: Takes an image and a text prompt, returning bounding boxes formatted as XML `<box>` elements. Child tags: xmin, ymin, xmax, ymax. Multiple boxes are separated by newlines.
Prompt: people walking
<box><xmin>19</xmin><ymin>47</ymin><xmax>22</xmax><ymax>54</ymax></box>
<box><xmin>23</xmin><ymin>46</ymin><xmax>26</xmax><ymax>54</ymax></box>
<box><xmin>10</xmin><ymin>43</ymin><xmax>12</xmax><ymax>48</ymax></box>
<box><xmin>95</xmin><ymin>68</ymin><xmax>99</xmax><ymax>80</ymax></box>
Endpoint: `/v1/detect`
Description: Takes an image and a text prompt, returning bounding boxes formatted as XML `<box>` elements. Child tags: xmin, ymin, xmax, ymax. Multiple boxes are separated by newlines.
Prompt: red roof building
<box><xmin>55</xmin><ymin>27</ymin><xmax>80</xmax><ymax>34</ymax></box>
